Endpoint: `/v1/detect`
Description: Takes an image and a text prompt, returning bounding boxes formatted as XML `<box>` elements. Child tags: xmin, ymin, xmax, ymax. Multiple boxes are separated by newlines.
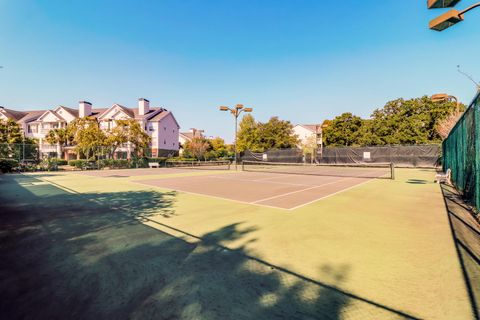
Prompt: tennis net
<box><xmin>241</xmin><ymin>160</ymin><xmax>395</xmax><ymax>179</ymax></box>
<box><xmin>165</xmin><ymin>160</ymin><xmax>231</xmax><ymax>170</ymax></box>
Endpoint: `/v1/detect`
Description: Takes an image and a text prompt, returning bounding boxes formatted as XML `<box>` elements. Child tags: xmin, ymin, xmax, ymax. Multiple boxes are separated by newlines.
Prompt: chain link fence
<box><xmin>443</xmin><ymin>92</ymin><xmax>480</xmax><ymax>213</ymax></box>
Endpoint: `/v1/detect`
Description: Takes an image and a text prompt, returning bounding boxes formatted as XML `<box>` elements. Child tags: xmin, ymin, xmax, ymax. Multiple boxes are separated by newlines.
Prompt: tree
<box><xmin>257</xmin><ymin>117</ymin><xmax>299</xmax><ymax>150</ymax></box>
<box><xmin>368</xmin><ymin>96</ymin><xmax>463</xmax><ymax>145</ymax></box>
<box><xmin>206</xmin><ymin>137</ymin><xmax>231</xmax><ymax>159</ymax></box>
<box><xmin>322</xmin><ymin>96</ymin><xmax>464</xmax><ymax>146</ymax></box>
<box><xmin>45</xmin><ymin>128</ymin><xmax>73</xmax><ymax>158</ymax></box>
<box><xmin>184</xmin><ymin>137</ymin><xmax>211</xmax><ymax>160</ymax></box>
<box><xmin>0</xmin><ymin>119</ymin><xmax>22</xmax><ymax>144</ymax></box>
<box><xmin>236</xmin><ymin>114</ymin><xmax>261</xmax><ymax>152</ymax></box>
<box><xmin>104</xmin><ymin>119</ymin><xmax>151</xmax><ymax>159</ymax></box>
<box><xmin>68</xmin><ymin>117</ymin><xmax>106</xmax><ymax>159</ymax></box>
<box><xmin>323</xmin><ymin>113</ymin><xmax>363</xmax><ymax>146</ymax></box>
<box><xmin>45</xmin><ymin>128</ymin><xmax>72</xmax><ymax>146</ymax></box>
<box><xmin>0</xmin><ymin>119</ymin><xmax>38</xmax><ymax>160</ymax></box>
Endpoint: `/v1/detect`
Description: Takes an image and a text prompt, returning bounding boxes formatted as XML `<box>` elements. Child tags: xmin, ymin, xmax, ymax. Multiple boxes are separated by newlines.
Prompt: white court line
<box><xmin>131</xmin><ymin>181</ymin><xmax>290</xmax><ymax>211</ymax></box>
<box><xmin>251</xmin><ymin>178</ymin><xmax>352</xmax><ymax>204</ymax></box>
<box><xmin>207</xmin><ymin>175</ymin><xmax>312</xmax><ymax>187</ymax></box>
<box><xmin>287</xmin><ymin>178</ymin><xmax>376</xmax><ymax>210</ymax></box>
<box><xmin>251</xmin><ymin>170</ymin><xmax>379</xmax><ymax>205</ymax></box>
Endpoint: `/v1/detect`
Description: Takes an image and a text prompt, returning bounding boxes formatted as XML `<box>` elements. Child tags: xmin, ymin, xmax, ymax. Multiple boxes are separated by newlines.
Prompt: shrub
<box><xmin>50</xmin><ymin>158</ymin><xmax>68</xmax><ymax>166</ymax></box>
<box><xmin>0</xmin><ymin>159</ymin><xmax>19</xmax><ymax>173</ymax></box>
<box><xmin>68</xmin><ymin>160</ymin><xmax>95</xmax><ymax>169</ymax></box>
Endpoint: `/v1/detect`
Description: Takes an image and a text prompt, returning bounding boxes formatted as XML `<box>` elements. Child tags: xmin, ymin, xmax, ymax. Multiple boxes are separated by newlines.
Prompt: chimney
<box><xmin>79</xmin><ymin>101</ymin><xmax>92</xmax><ymax>118</ymax></box>
<box><xmin>138</xmin><ymin>98</ymin><xmax>150</xmax><ymax>116</ymax></box>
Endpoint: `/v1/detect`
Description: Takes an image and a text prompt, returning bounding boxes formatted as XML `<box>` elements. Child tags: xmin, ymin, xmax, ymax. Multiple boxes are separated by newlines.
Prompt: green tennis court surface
<box><xmin>0</xmin><ymin>168</ymin><xmax>475</xmax><ymax>319</ymax></box>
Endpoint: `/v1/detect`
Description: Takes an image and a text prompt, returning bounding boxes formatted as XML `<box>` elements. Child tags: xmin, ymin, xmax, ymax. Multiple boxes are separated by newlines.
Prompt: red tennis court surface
<box><xmin>136</xmin><ymin>170</ymin><xmax>384</xmax><ymax>210</ymax></box>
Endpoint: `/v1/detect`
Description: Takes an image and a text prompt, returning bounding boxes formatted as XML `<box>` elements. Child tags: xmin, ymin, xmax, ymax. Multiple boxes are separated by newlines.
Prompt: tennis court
<box><xmin>0</xmin><ymin>166</ymin><xmax>474</xmax><ymax>320</ymax></box>
<box><xmin>135</xmin><ymin>162</ymin><xmax>393</xmax><ymax>209</ymax></box>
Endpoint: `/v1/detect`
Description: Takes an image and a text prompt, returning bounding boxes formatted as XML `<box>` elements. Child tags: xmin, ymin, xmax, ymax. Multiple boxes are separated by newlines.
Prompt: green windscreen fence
<box><xmin>443</xmin><ymin>92</ymin><xmax>480</xmax><ymax>213</ymax></box>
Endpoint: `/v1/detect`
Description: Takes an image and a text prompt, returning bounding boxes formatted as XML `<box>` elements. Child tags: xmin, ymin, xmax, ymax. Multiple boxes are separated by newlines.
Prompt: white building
<box><xmin>292</xmin><ymin>124</ymin><xmax>323</xmax><ymax>148</ymax></box>
<box><xmin>0</xmin><ymin>98</ymin><xmax>180</xmax><ymax>159</ymax></box>
<box><xmin>179</xmin><ymin>128</ymin><xmax>204</xmax><ymax>155</ymax></box>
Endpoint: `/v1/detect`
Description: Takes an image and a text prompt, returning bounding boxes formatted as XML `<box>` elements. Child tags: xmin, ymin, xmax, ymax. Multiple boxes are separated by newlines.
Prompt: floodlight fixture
<box><xmin>429</xmin><ymin>9</ymin><xmax>463</xmax><ymax>30</ymax></box>
<box><xmin>219</xmin><ymin>106</ymin><xmax>229</xmax><ymax>111</ymax></box>
<box><xmin>430</xmin><ymin>93</ymin><xmax>450</xmax><ymax>101</ymax></box>
<box><xmin>429</xmin><ymin>3</ymin><xmax>480</xmax><ymax>31</ymax></box>
<box><xmin>244</xmin><ymin>108</ymin><xmax>253</xmax><ymax>112</ymax></box>
<box><xmin>430</xmin><ymin>93</ymin><xmax>460</xmax><ymax>109</ymax></box>
<box><xmin>235</xmin><ymin>104</ymin><xmax>244</xmax><ymax>109</ymax></box>
<box><xmin>427</xmin><ymin>0</ymin><xmax>462</xmax><ymax>9</ymax></box>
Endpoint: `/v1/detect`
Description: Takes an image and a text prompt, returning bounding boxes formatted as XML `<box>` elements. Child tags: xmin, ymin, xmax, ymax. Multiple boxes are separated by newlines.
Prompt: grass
<box><xmin>0</xmin><ymin>168</ymin><xmax>474</xmax><ymax>319</ymax></box>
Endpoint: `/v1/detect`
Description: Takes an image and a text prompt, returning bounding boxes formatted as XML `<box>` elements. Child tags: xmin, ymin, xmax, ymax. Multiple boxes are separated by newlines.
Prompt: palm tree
<box><xmin>45</xmin><ymin>128</ymin><xmax>71</xmax><ymax>158</ymax></box>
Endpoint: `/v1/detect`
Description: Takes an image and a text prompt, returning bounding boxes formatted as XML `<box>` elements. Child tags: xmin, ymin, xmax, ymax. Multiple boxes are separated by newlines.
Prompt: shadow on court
<box><xmin>406</xmin><ymin>179</ymin><xmax>429</xmax><ymax>184</ymax></box>
<box><xmin>0</xmin><ymin>174</ymin><xmax>417</xmax><ymax>319</ymax></box>
<box><xmin>441</xmin><ymin>185</ymin><xmax>480</xmax><ymax>320</ymax></box>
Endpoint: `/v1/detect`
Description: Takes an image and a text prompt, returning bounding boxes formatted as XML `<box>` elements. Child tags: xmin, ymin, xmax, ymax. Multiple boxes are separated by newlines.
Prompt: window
<box><xmin>164</xmin><ymin>127</ymin><xmax>166</xmax><ymax>131</ymax></box>
<box><xmin>164</xmin><ymin>140</ymin><xmax>166</xmax><ymax>144</ymax></box>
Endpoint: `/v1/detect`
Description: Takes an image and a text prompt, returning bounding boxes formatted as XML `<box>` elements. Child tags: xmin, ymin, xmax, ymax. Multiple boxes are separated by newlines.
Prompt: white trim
<box><xmin>37</xmin><ymin>110</ymin><xmax>64</xmax><ymax>122</ymax></box>
<box><xmin>97</xmin><ymin>104</ymin><xmax>132</xmax><ymax>120</ymax></box>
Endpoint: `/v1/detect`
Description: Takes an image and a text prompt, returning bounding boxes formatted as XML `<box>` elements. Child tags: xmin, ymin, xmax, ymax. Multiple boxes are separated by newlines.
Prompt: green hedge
<box><xmin>0</xmin><ymin>159</ymin><xmax>19</xmax><ymax>173</ymax></box>
<box><xmin>66</xmin><ymin>157</ymin><xmax>171</xmax><ymax>170</ymax></box>
<box><xmin>68</xmin><ymin>160</ymin><xmax>98</xmax><ymax>169</ymax></box>
<box><xmin>50</xmin><ymin>158</ymin><xmax>68</xmax><ymax>166</ymax></box>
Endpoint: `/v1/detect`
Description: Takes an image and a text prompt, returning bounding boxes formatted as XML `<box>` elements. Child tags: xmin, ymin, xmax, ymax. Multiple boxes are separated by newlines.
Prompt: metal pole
<box><xmin>22</xmin><ymin>132</ymin><xmax>25</xmax><ymax>163</ymax></box>
<box><xmin>234</xmin><ymin>111</ymin><xmax>238</xmax><ymax>170</ymax></box>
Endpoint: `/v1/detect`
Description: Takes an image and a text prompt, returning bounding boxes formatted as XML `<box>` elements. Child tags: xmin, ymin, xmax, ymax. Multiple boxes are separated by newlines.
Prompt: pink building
<box><xmin>0</xmin><ymin>98</ymin><xmax>180</xmax><ymax>159</ymax></box>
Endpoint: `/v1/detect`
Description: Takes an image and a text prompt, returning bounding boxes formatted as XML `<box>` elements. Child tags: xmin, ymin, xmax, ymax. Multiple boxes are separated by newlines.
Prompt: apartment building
<box><xmin>292</xmin><ymin>124</ymin><xmax>323</xmax><ymax>148</ymax></box>
<box><xmin>0</xmin><ymin>98</ymin><xmax>180</xmax><ymax>159</ymax></box>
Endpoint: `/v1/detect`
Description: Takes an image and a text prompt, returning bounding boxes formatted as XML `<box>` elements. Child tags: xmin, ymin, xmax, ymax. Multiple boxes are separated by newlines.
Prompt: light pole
<box><xmin>428</xmin><ymin>1</ymin><xmax>480</xmax><ymax>31</ymax></box>
<box><xmin>219</xmin><ymin>104</ymin><xmax>253</xmax><ymax>170</ymax></box>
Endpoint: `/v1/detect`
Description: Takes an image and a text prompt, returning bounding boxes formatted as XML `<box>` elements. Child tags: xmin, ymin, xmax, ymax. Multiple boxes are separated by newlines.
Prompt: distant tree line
<box><xmin>322</xmin><ymin>96</ymin><xmax>464</xmax><ymax>146</ymax></box>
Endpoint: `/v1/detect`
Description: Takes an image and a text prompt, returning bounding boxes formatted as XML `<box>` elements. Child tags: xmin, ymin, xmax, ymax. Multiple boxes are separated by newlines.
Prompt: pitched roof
<box><xmin>180</xmin><ymin>132</ymin><xmax>195</xmax><ymax>140</ymax></box>
<box><xmin>0</xmin><ymin>107</ymin><xmax>27</xmax><ymax>121</ymax></box>
<box><xmin>90</xmin><ymin>108</ymin><xmax>109</xmax><ymax>117</ymax></box>
<box><xmin>18</xmin><ymin>110</ymin><xmax>48</xmax><ymax>123</ymax></box>
<box><xmin>37</xmin><ymin>110</ymin><xmax>66</xmax><ymax>122</ymax></box>
<box><xmin>134</xmin><ymin>107</ymin><xmax>161</xmax><ymax>120</ymax></box>
<box><xmin>58</xmin><ymin>106</ymin><xmax>79</xmax><ymax>117</ymax></box>
<box><xmin>296</xmin><ymin>124</ymin><xmax>322</xmax><ymax>133</ymax></box>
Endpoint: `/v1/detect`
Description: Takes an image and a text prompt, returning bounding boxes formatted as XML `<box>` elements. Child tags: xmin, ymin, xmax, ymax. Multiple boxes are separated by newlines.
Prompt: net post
<box><xmin>390</xmin><ymin>162</ymin><xmax>395</xmax><ymax>180</ymax></box>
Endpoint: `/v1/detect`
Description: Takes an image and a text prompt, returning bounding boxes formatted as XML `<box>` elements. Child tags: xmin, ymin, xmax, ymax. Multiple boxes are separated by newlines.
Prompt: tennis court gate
<box><xmin>240</xmin><ymin>144</ymin><xmax>441</xmax><ymax>168</ymax></box>
<box><xmin>443</xmin><ymin>92</ymin><xmax>480</xmax><ymax>213</ymax></box>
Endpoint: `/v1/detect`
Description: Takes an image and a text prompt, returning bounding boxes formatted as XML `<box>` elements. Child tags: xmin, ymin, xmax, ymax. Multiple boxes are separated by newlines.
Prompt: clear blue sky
<box><xmin>1</xmin><ymin>0</ymin><xmax>479</xmax><ymax>142</ymax></box>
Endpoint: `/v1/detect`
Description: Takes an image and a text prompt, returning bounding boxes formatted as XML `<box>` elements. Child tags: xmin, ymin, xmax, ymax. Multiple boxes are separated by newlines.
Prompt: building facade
<box><xmin>292</xmin><ymin>124</ymin><xmax>323</xmax><ymax>149</ymax></box>
<box><xmin>0</xmin><ymin>98</ymin><xmax>180</xmax><ymax>159</ymax></box>
<box><xmin>178</xmin><ymin>128</ymin><xmax>204</xmax><ymax>155</ymax></box>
